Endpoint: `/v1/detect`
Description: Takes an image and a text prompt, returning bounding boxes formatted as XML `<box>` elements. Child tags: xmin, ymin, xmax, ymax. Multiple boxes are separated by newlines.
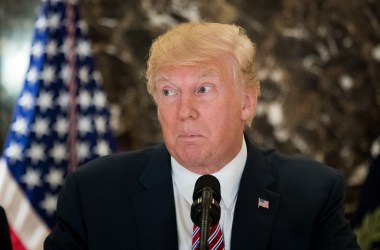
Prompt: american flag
<box><xmin>258</xmin><ymin>198</ymin><xmax>269</xmax><ymax>209</ymax></box>
<box><xmin>0</xmin><ymin>0</ymin><xmax>116</xmax><ymax>249</ymax></box>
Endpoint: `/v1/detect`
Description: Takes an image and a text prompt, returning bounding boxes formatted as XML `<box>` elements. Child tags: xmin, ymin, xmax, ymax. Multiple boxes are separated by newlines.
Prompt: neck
<box><xmin>182</xmin><ymin>141</ymin><xmax>244</xmax><ymax>175</ymax></box>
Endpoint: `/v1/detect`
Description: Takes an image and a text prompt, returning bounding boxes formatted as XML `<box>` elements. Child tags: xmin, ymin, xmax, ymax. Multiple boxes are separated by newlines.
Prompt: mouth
<box><xmin>178</xmin><ymin>134</ymin><xmax>203</xmax><ymax>142</ymax></box>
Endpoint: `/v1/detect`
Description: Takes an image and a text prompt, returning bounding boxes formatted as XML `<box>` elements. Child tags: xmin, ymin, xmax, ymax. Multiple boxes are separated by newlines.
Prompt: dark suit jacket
<box><xmin>0</xmin><ymin>206</ymin><xmax>12</xmax><ymax>250</ymax></box>
<box><xmin>44</xmin><ymin>140</ymin><xmax>359</xmax><ymax>249</ymax></box>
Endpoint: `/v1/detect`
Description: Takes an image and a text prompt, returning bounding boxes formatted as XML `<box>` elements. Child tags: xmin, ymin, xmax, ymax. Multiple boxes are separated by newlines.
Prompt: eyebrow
<box><xmin>154</xmin><ymin>75</ymin><xmax>169</xmax><ymax>83</ymax></box>
<box><xmin>153</xmin><ymin>67</ymin><xmax>220</xmax><ymax>84</ymax></box>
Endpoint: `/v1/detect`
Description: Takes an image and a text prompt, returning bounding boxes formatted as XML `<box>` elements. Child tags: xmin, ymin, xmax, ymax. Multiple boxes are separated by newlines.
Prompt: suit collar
<box><xmin>133</xmin><ymin>140</ymin><xmax>281</xmax><ymax>250</ymax></box>
<box><xmin>134</xmin><ymin>145</ymin><xmax>178</xmax><ymax>250</ymax></box>
<box><xmin>231</xmin><ymin>138</ymin><xmax>281</xmax><ymax>250</ymax></box>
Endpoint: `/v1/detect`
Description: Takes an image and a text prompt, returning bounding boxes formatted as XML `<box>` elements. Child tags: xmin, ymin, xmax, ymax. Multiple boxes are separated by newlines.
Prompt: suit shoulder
<box><xmin>263</xmin><ymin>148</ymin><xmax>340</xmax><ymax>179</ymax></box>
<box><xmin>71</xmin><ymin>144</ymin><xmax>164</xmax><ymax>182</ymax></box>
<box><xmin>256</xmin><ymin>147</ymin><xmax>344</xmax><ymax>195</ymax></box>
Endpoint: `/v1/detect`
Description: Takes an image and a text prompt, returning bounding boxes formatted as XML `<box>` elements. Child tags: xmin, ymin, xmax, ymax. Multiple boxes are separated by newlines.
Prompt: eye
<box><xmin>197</xmin><ymin>85</ymin><xmax>212</xmax><ymax>94</ymax></box>
<box><xmin>162</xmin><ymin>88</ymin><xmax>176</xmax><ymax>96</ymax></box>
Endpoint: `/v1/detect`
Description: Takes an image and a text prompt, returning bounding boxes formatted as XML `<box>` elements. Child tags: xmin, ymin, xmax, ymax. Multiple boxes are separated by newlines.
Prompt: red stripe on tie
<box><xmin>192</xmin><ymin>224</ymin><xmax>225</xmax><ymax>250</ymax></box>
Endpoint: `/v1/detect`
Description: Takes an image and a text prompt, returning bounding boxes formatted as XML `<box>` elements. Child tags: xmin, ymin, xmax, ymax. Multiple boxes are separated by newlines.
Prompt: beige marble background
<box><xmin>1</xmin><ymin>0</ymin><xmax>380</xmax><ymax>218</ymax></box>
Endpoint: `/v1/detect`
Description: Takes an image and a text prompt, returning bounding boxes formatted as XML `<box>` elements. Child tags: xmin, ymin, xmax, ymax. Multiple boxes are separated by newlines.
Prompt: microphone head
<box><xmin>193</xmin><ymin>175</ymin><xmax>221</xmax><ymax>202</ymax></box>
<box><xmin>191</xmin><ymin>175</ymin><xmax>221</xmax><ymax>227</ymax></box>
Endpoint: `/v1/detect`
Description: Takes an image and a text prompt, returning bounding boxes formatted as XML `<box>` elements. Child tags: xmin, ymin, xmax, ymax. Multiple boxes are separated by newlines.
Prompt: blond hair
<box><xmin>146</xmin><ymin>22</ymin><xmax>260</xmax><ymax>125</ymax></box>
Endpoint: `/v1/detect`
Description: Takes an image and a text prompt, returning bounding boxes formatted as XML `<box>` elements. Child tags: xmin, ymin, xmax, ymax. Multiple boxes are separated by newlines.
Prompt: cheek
<box><xmin>157</xmin><ymin>106</ymin><xmax>175</xmax><ymax>128</ymax></box>
<box><xmin>202</xmin><ymin>108</ymin><xmax>236</xmax><ymax>135</ymax></box>
<box><xmin>211</xmin><ymin>100</ymin><xmax>242</xmax><ymax>122</ymax></box>
<box><xmin>211</xmin><ymin>104</ymin><xmax>244</xmax><ymax>135</ymax></box>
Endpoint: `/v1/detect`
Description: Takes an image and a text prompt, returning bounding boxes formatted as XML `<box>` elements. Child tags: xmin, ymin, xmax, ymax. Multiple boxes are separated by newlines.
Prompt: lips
<box><xmin>178</xmin><ymin>133</ymin><xmax>203</xmax><ymax>142</ymax></box>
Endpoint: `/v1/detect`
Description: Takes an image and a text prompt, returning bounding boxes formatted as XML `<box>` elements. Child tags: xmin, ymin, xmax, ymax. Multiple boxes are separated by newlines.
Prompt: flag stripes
<box><xmin>0</xmin><ymin>0</ymin><xmax>116</xmax><ymax>248</ymax></box>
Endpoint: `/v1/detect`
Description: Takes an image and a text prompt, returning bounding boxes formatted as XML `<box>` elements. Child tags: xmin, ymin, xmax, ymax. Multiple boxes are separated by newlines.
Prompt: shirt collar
<box><xmin>171</xmin><ymin>138</ymin><xmax>247</xmax><ymax>209</ymax></box>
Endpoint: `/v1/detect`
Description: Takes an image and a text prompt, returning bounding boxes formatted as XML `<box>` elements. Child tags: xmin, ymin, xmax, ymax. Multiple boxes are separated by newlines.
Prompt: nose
<box><xmin>178</xmin><ymin>93</ymin><xmax>198</xmax><ymax>120</ymax></box>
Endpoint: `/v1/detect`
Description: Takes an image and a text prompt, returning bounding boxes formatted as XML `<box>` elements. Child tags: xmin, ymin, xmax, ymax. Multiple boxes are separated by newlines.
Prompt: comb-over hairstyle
<box><xmin>146</xmin><ymin>22</ymin><xmax>260</xmax><ymax>126</ymax></box>
<box><xmin>146</xmin><ymin>22</ymin><xmax>260</xmax><ymax>96</ymax></box>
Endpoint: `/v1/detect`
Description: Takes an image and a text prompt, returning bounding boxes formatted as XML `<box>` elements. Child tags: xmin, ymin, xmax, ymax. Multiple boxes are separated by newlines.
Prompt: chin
<box><xmin>181</xmin><ymin>154</ymin><xmax>204</xmax><ymax>166</ymax></box>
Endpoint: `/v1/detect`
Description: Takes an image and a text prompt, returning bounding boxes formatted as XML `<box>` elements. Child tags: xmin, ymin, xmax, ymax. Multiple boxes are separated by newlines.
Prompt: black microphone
<box><xmin>191</xmin><ymin>175</ymin><xmax>221</xmax><ymax>250</ymax></box>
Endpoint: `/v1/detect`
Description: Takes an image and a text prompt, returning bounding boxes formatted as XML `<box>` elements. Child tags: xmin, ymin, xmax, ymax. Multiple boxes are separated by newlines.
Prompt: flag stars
<box><xmin>35</xmin><ymin>16</ymin><xmax>48</xmax><ymax>32</ymax></box>
<box><xmin>50</xmin><ymin>143</ymin><xmax>67</xmax><ymax>163</ymax></box>
<box><xmin>54</xmin><ymin>117</ymin><xmax>68</xmax><ymax>137</ymax></box>
<box><xmin>78</xmin><ymin>116</ymin><xmax>93</xmax><ymax>135</ymax></box>
<box><xmin>1</xmin><ymin>0</ymin><xmax>116</xmax><ymax>224</ymax></box>
<box><xmin>57</xmin><ymin>92</ymin><xmax>69</xmax><ymax>109</ymax></box>
<box><xmin>27</xmin><ymin>67</ymin><xmax>40</xmax><ymax>84</ymax></box>
<box><xmin>93</xmin><ymin>71</ymin><xmax>103</xmax><ymax>84</ymax></box>
<box><xmin>33</xmin><ymin>117</ymin><xmax>50</xmax><ymax>138</ymax></box>
<box><xmin>21</xmin><ymin>168</ymin><xmax>42</xmax><ymax>190</ymax></box>
<box><xmin>93</xmin><ymin>91</ymin><xmax>106</xmax><ymax>109</ymax></box>
<box><xmin>37</xmin><ymin>91</ymin><xmax>54</xmax><ymax>112</ymax></box>
<box><xmin>4</xmin><ymin>142</ymin><xmax>23</xmax><ymax>161</ymax></box>
<box><xmin>78</xmin><ymin>66</ymin><xmax>90</xmax><ymax>84</ymax></box>
<box><xmin>60</xmin><ymin>38</ymin><xmax>69</xmax><ymax>56</ymax></box>
<box><xmin>60</xmin><ymin>64</ymin><xmax>70</xmax><ymax>85</ymax></box>
<box><xmin>77</xmin><ymin>142</ymin><xmax>90</xmax><ymax>161</ymax></box>
<box><xmin>41</xmin><ymin>66</ymin><xmax>56</xmax><ymax>85</ymax></box>
<box><xmin>95</xmin><ymin>116</ymin><xmax>107</xmax><ymax>134</ymax></box>
<box><xmin>32</xmin><ymin>42</ymin><xmax>44</xmax><ymax>58</ymax></box>
<box><xmin>78</xmin><ymin>91</ymin><xmax>91</xmax><ymax>110</ymax></box>
<box><xmin>46</xmin><ymin>40</ymin><xmax>58</xmax><ymax>58</ymax></box>
<box><xmin>40</xmin><ymin>193</ymin><xmax>58</xmax><ymax>216</ymax></box>
<box><xmin>18</xmin><ymin>92</ymin><xmax>35</xmax><ymax>111</ymax></box>
<box><xmin>48</xmin><ymin>13</ymin><xmax>61</xmax><ymax>31</ymax></box>
<box><xmin>77</xmin><ymin>40</ymin><xmax>91</xmax><ymax>58</ymax></box>
<box><xmin>27</xmin><ymin>143</ymin><xmax>46</xmax><ymax>163</ymax></box>
<box><xmin>78</xmin><ymin>20</ymin><xmax>88</xmax><ymax>33</ymax></box>
<box><xmin>45</xmin><ymin>168</ymin><xmax>65</xmax><ymax>190</ymax></box>
<box><xmin>12</xmin><ymin>117</ymin><xmax>29</xmax><ymax>136</ymax></box>
<box><xmin>95</xmin><ymin>140</ymin><xmax>111</xmax><ymax>156</ymax></box>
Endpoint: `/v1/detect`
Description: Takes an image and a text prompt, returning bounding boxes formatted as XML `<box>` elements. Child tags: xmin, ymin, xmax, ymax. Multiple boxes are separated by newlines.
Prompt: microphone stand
<box><xmin>198</xmin><ymin>187</ymin><xmax>212</xmax><ymax>250</ymax></box>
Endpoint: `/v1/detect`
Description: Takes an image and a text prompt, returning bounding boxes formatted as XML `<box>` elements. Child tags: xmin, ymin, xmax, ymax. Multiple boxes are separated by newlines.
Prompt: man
<box><xmin>0</xmin><ymin>206</ymin><xmax>12</xmax><ymax>250</ymax></box>
<box><xmin>45</xmin><ymin>22</ymin><xmax>359</xmax><ymax>249</ymax></box>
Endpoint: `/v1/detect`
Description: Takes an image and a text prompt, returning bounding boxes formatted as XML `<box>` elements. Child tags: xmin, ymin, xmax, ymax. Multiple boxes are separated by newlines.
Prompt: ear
<box><xmin>241</xmin><ymin>87</ymin><xmax>258</xmax><ymax>121</ymax></box>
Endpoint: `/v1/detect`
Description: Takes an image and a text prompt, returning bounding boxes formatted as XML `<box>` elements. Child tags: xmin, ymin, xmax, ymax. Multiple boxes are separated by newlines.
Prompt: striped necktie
<box><xmin>192</xmin><ymin>224</ymin><xmax>225</xmax><ymax>250</ymax></box>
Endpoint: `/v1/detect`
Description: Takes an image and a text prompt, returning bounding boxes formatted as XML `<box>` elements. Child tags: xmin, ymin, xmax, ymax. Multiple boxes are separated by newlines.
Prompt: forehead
<box><xmin>154</xmin><ymin>65</ymin><xmax>222</xmax><ymax>82</ymax></box>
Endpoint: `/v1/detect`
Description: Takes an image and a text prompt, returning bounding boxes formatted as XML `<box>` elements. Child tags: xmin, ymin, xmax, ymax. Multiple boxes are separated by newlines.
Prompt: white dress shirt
<box><xmin>171</xmin><ymin>138</ymin><xmax>247</xmax><ymax>250</ymax></box>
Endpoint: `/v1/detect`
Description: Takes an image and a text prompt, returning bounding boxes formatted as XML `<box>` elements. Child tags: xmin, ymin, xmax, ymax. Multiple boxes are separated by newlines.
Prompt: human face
<box><xmin>154</xmin><ymin>61</ymin><xmax>255</xmax><ymax>174</ymax></box>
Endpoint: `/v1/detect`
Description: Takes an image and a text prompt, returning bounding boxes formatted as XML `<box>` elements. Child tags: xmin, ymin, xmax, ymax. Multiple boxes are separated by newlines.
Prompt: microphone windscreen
<box><xmin>193</xmin><ymin>175</ymin><xmax>221</xmax><ymax>202</ymax></box>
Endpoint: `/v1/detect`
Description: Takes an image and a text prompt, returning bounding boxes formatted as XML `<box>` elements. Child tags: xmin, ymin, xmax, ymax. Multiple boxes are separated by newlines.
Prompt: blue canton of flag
<box><xmin>0</xmin><ymin>0</ymin><xmax>116</xmax><ymax>249</ymax></box>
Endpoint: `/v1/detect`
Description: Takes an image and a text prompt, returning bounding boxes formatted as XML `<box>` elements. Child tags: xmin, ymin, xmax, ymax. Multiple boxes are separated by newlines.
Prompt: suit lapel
<box><xmin>132</xmin><ymin>141</ymin><xmax>280</xmax><ymax>250</ymax></box>
<box><xmin>231</xmin><ymin>141</ymin><xmax>280</xmax><ymax>250</ymax></box>
<box><xmin>133</xmin><ymin>145</ymin><xmax>178</xmax><ymax>250</ymax></box>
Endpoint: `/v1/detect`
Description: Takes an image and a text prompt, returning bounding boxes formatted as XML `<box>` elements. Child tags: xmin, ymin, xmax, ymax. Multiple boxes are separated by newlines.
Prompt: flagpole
<box><xmin>0</xmin><ymin>0</ymin><xmax>116</xmax><ymax>247</ymax></box>
<box><xmin>66</xmin><ymin>0</ymin><xmax>78</xmax><ymax>172</ymax></box>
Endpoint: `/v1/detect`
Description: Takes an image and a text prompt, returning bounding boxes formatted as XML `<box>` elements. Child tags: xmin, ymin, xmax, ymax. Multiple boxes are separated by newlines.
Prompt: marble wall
<box><xmin>1</xmin><ymin>0</ymin><xmax>380</xmax><ymax>218</ymax></box>
<box><xmin>79</xmin><ymin>0</ymin><xmax>380</xmax><ymax>216</ymax></box>
<box><xmin>0</xmin><ymin>0</ymin><xmax>40</xmax><ymax>153</ymax></box>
